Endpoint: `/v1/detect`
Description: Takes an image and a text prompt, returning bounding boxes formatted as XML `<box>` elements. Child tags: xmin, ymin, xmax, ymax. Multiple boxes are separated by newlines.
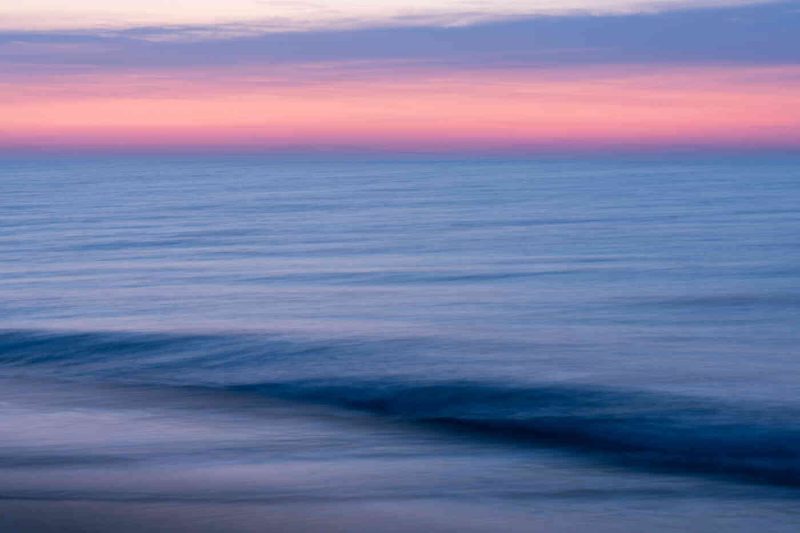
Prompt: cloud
<box><xmin>0</xmin><ymin>0</ymin><xmax>781</xmax><ymax>33</ymax></box>
<box><xmin>2</xmin><ymin>1</ymin><xmax>798</xmax><ymax>76</ymax></box>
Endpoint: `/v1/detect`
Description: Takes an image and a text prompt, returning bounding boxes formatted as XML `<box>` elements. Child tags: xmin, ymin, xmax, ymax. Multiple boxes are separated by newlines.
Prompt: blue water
<box><xmin>1</xmin><ymin>155</ymin><xmax>799</xmax><ymax>532</ymax></box>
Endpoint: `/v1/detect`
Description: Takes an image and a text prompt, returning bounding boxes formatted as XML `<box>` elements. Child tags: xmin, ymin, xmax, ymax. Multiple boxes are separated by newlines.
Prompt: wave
<box><xmin>235</xmin><ymin>380</ymin><xmax>800</xmax><ymax>487</ymax></box>
<box><xmin>2</xmin><ymin>329</ymin><xmax>800</xmax><ymax>487</ymax></box>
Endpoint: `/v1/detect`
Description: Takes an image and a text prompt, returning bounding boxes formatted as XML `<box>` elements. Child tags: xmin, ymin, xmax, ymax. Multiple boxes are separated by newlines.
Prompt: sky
<box><xmin>1</xmin><ymin>0</ymin><xmax>799</xmax><ymax>153</ymax></box>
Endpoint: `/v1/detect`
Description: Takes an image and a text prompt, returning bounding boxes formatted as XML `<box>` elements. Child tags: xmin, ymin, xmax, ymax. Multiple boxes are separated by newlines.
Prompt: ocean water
<box><xmin>1</xmin><ymin>155</ymin><xmax>799</xmax><ymax>532</ymax></box>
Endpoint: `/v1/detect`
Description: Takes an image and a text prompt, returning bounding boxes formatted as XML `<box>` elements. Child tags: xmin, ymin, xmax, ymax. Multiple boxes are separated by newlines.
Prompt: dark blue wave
<box><xmin>235</xmin><ymin>380</ymin><xmax>800</xmax><ymax>487</ymax></box>
<box><xmin>2</xmin><ymin>329</ymin><xmax>800</xmax><ymax>487</ymax></box>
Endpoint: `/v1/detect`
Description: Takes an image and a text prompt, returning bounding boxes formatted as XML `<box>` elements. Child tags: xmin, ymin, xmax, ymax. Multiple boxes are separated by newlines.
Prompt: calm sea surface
<box><xmin>1</xmin><ymin>155</ymin><xmax>799</xmax><ymax>531</ymax></box>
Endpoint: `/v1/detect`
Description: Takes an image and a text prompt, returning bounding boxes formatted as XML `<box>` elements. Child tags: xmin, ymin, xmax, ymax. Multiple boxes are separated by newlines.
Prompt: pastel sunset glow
<box><xmin>1</xmin><ymin>0</ymin><xmax>799</xmax><ymax>153</ymax></box>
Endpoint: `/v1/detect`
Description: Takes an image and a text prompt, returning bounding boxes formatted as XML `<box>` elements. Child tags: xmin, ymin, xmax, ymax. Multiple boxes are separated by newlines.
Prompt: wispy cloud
<box><xmin>2</xmin><ymin>2</ymin><xmax>797</xmax><ymax>75</ymax></box>
<box><xmin>0</xmin><ymin>0</ymin><xmax>780</xmax><ymax>33</ymax></box>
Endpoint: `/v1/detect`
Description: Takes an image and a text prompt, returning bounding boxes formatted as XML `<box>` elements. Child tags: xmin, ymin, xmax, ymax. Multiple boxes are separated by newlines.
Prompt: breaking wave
<box><xmin>2</xmin><ymin>329</ymin><xmax>799</xmax><ymax>487</ymax></box>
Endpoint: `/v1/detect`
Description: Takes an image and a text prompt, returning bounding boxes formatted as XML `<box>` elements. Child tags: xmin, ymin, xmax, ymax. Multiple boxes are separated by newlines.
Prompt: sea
<box><xmin>1</xmin><ymin>154</ymin><xmax>799</xmax><ymax>532</ymax></box>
